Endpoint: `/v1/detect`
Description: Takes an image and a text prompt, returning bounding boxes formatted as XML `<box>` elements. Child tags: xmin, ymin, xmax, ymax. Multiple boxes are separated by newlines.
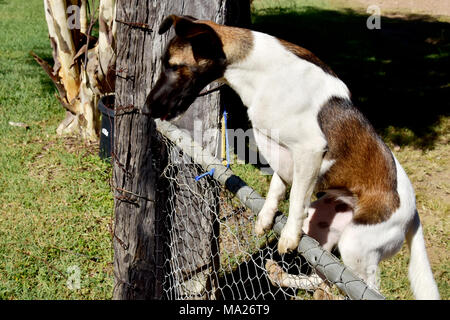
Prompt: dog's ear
<box><xmin>186</xmin><ymin>23</ymin><xmax>225</xmax><ymax>61</ymax></box>
<box><xmin>159</xmin><ymin>15</ymin><xmax>225</xmax><ymax>61</ymax></box>
<box><xmin>158</xmin><ymin>15</ymin><xmax>199</xmax><ymax>36</ymax></box>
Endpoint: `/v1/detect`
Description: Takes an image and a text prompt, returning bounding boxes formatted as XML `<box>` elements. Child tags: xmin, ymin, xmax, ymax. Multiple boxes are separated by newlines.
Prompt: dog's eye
<box><xmin>167</xmin><ymin>64</ymin><xmax>180</xmax><ymax>71</ymax></box>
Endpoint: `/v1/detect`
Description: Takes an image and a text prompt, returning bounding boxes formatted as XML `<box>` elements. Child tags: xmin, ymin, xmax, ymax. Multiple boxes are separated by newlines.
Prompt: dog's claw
<box><xmin>254</xmin><ymin>219</ymin><xmax>272</xmax><ymax>236</ymax></box>
<box><xmin>254</xmin><ymin>210</ymin><xmax>275</xmax><ymax>236</ymax></box>
<box><xmin>278</xmin><ymin>228</ymin><xmax>301</xmax><ymax>254</ymax></box>
<box><xmin>254</xmin><ymin>224</ymin><xmax>265</xmax><ymax>236</ymax></box>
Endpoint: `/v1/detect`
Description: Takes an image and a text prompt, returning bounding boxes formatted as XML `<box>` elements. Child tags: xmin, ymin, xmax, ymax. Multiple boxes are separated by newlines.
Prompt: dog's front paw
<box><xmin>255</xmin><ymin>214</ymin><xmax>274</xmax><ymax>236</ymax></box>
<box><xmin>278</xmin><ymin>227</ymin><xmax>302</xmax><ymax>254</ymax></box>
<box><xmin>254</xmin><ymin>205</ymin><xmax>277</xmax><ymax>236</ymax></box>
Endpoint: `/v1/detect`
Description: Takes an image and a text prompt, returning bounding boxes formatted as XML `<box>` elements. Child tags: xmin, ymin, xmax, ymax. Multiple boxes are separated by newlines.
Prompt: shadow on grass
<box><xmin>247</xmin><ymin>6</ymin><xmax>449</xmax><ymax>149</ymax></box>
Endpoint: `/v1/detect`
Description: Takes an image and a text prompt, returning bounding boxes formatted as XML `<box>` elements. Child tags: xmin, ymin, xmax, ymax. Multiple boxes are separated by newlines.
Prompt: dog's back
<box><xmin>317</xmin><ymin>96</ymin><xmax>400</xmax><ymax>225</ymax></box>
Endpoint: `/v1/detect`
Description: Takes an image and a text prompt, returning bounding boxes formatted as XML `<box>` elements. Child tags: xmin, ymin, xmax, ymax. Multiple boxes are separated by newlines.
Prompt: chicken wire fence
<box><xmin>160</xmin><ymin>137</ymin><xmax>311</xmax><ymax>300</ymax></box>
<box><xmin>155</xmin><ymin>120</ymin><xmax>385</xmax><ymax>301</ymax></box>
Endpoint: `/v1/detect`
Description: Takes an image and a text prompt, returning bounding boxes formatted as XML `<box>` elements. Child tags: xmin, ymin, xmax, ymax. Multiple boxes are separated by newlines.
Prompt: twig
<box><xmin>9</xmin><ymin>122</ymin><xmax>30</xmax><ymax>129</ymax></box>
<box><xmin>19</xmin><ymin>249</ymin><xmax>65</xmax><ymax>278</ymax></box>
<box><xmin>49</xmin><ymin>246</ymin><xmax>100</xmax><ymax>262</ymax></box>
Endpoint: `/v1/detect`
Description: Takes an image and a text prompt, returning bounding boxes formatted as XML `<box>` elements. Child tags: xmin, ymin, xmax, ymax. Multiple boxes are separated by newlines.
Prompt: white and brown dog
<box><xmin>146</xmin><ymin>15</ymin><xmax>440</xmax><ymax>299</ymax></box>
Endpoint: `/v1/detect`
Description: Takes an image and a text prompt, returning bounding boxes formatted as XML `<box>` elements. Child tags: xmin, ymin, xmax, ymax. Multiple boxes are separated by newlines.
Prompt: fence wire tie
<box><xmin>111</xmin><ymin>151</ymin><xmax>134</xmax><ymax>179</ymax></box>
<box><xmin>114</xmin><ymin>104</ymin><xmax>153</xmax><ymax>117</ymax></box>
<box><xmin>114</xmin><ymin>104</ymin><xmax>138</xmax><ymax>115</ymax></box>
<box><xmin>109</xmin><ymin>223</ymin><xmax>129</xmax><ymax>251</ymax></box>
<box><xmin>195</xmin><ymin>109</ymin><xmax>229</xmax><ymax>181</ymax></box>
<box><xmin>223</xmin><ymin>110</ymin><xmax>230</xmax><ymax>169</ymax></box>
<box><xmin>195</xmin><ymin>168</ymin><xmax>215</xmax><ymax>181</ymax></box>
<box><xmin>116</xmin><ymin>73</ymin><xmax>135</xmax><ymax>82</ymax></box>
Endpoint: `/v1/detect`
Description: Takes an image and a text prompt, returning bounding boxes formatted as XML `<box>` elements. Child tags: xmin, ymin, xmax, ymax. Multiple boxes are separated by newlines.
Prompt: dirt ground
<box><xmin>338</xmin><ymin>0</ymin><xmax>450</xmax><ymax>18</ymax></box>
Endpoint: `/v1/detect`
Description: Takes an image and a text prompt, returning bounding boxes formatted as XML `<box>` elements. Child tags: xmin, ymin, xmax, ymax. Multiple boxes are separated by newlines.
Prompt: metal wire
<box><xmin>156</xmin><ymin>119</ymin><xmax>385</xmax><ymax>300</ymax></box>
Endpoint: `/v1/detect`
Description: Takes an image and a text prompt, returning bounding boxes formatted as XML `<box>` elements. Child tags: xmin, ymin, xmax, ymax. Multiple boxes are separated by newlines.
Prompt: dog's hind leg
<box><xmin>255</xmin><ymin>173</ymin><xmax>287</xmax><ymax>235</ymax></box>
<box><xmin>338</xmin><ymin>224</ymin><xmax>384</xmax><ymax>291</ymax></box>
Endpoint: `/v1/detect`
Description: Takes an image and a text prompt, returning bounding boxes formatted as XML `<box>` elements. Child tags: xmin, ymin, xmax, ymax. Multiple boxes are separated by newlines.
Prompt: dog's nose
<box><xmin>144</xmin><ymin>94</ymin><xmax>155</xmax><ymax>117</ymax></box>
<box><xmin>144</xmin><ymin>98</ymin><xmax>168</xmax><ymax>120</ymax></box>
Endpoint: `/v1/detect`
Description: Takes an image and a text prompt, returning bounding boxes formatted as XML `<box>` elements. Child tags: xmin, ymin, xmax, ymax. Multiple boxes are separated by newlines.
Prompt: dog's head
<box><xmin>146</xmin><ymin>15</ymin><xmax>227</xmax><ymax>120</ymax></box>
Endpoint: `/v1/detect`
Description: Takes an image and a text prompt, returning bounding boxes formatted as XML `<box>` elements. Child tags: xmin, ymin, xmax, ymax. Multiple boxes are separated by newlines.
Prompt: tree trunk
<box><xmin>34</xmin><ymin>0</ymin><xmax>116</xmax><ymax>141</ymax></box>
<box><xmin>112</xmin><ymin>0</ymin><xmax>250</xmax><ymax>300</ymax></box>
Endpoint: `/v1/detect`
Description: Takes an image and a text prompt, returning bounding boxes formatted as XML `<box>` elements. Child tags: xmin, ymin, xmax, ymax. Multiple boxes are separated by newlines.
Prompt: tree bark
<box><xmin>163</xmin><ymin>0</ymin><xmax>250</xmax><ymax>300</ymax></box>
<box><xmin>112</xmin><ymin>0</ymin><xmax>250</xmax><ymax>300</ymax></box>
<box><xmin>35</xmin><ymin>0</ymin><xmax>116</xmax><ymax>141</ymax></box>
<box><xmin>46</xmin><ymin>0</ymin><xmax>81</xmax><ymax>103</ymax></box>
<box><xmin>112</xmin><ymin>0</ymin><xmax>166</xmax><ymax>300</ymax></box>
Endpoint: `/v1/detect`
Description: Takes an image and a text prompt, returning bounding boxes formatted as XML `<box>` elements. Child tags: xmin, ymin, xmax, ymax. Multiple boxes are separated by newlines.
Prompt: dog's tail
<box><xmin>406</xmin><ymin>210</ymin><xmax>440</xmax><ymax>300</ymax></box>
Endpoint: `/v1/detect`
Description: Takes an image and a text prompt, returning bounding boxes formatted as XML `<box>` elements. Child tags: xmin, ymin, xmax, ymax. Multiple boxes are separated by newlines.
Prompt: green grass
<box><xmin>0</xmin><ymin>0</ymin><xmax>114</xmax><ymax>299</ymax></box>
<box><xmin>0</xmin><ymin>0</ymin><xmax>448</xmax><ymax>300</ymax></box>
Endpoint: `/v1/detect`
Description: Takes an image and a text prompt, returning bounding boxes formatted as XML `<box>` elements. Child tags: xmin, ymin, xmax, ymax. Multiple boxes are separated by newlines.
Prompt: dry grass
<box><xmin>379</xmin><ymin>117</ymin><xmax>449</xmax><ymax>299</ymax></box>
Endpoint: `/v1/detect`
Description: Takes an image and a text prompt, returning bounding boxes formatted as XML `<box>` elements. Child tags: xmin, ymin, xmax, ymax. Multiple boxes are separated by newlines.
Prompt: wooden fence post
<box><xmin>112</xmin><ymin>0</ymin><xmax>250</xmax><ymax>300</ymax></box>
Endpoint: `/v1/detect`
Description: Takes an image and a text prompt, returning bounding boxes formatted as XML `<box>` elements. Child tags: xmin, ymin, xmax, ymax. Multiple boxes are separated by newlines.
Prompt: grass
<box><xmin>0</xmin><ymin>0</ymin><xmax>114</xmax><ymax>299</ymax></box>
<box><xmin>0</xmin><ymin>0</ymin><xmax>448</xmax><ymax>300</ymax></box>
<box><xmin>379</xmin><ymin>131</ymin><xmax>449</xmax><ymax>299</ymax></box>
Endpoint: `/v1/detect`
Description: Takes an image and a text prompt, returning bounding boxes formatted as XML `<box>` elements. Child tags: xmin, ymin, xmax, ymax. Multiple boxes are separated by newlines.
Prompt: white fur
<box><xmin>222</xmin><ymin>31</ymin><xmax>439</xmax><ymax>299</ymax></box>
<box><xmin>407</xmin><ymin>211</ymin><xmax>441</xmax><ymax>299</ymax></box>
<box><xmin>319</xmin><ymin>159</ymin><xmax>336</xmax><ymax>177</ymax></box>
<box><xmin>225</xmin><ymin>31</ymin><xmax>350</xmax><ymax>253</ymax></box>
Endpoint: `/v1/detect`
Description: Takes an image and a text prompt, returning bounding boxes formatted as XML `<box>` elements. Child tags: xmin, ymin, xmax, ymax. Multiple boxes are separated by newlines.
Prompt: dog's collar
<box><xmin>198</xmin><ymin>83</ymin><xmax>226</xmax><ymax>97</ymax></box>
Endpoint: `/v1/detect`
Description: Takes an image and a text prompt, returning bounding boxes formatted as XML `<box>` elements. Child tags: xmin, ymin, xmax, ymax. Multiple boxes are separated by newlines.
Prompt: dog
<box><xmin>146</xmin><ymin>15</ymin><xmax>440</xmax><ymax>299</ymax></box>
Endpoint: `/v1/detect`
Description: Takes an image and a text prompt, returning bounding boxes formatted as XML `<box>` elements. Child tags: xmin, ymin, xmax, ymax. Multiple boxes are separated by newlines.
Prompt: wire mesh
<box><xmin>159</xmin><ymin>136</ymin><xmax>344</xmax><ymax>300</ymax></box>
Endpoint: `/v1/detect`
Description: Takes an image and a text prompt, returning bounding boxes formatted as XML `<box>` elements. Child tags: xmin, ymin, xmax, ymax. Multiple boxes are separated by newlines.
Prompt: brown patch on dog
<box><xmin>197</xmin><ymin>20</ymin><xmax>254</xmax><ymax>64</ymax></box>
<box><xmin>317</xmin><ymin>97</ymin><xmax>400</xmax><ymax>225</ymax></box>
<box><xmin>335</xmin><ymin>203</ymin><xmax>349</xmax><ymax>212</ymax></box>
<box><xmin>161</xmin><ymin>17</ymin><xmax>253</xmax><ymax>68</ymax></box>
<box><xmin>278</xmin><ymin>39</ymin><xmax>337</xmax><ymax>76</ymax></box>
<box><xmin>318</xmin><ymin>221</ymin><xmax>330</xmax><ymax>229</ymax></box>
<box><xmin>167</xmin><ymin>38</ymin><xmax>197</xmax><ymax>66</ymax></box>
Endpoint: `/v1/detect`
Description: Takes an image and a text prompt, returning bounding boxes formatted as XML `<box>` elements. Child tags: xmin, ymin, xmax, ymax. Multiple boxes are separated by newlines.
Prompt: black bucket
<box><xmin>98</xmin><ymin>94</ymin><xmax>115</xmax><ymax>160</ymax></box>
